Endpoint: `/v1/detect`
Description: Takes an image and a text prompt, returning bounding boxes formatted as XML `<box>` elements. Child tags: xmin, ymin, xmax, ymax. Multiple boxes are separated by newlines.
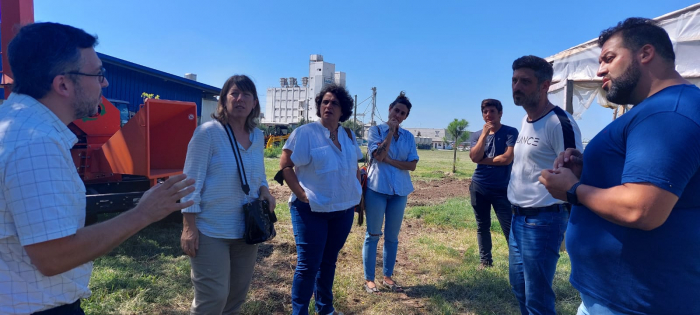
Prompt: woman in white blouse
<box><xmin>180</xmin><ymin>75</ymin><xmax>276</xmax><ymax>315</ymax></box>
<box><xmin>280</xmin><ymin>84</ymin><xmax>362</xmax><ymax>315</ymax></box>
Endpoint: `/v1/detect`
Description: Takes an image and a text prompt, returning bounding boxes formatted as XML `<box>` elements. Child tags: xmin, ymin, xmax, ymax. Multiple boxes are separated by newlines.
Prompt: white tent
<box><xmin>546</xmin><ymin>3</ymin><xmax>700</xmax><ymax>119</ymax></box>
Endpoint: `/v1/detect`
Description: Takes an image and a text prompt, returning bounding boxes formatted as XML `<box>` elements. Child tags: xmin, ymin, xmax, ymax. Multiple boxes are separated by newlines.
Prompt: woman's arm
<box><xmin>280</xmin><ymin>149</ymin><xmax>309</xmax><ymax>203</ymax></box>
<box><xmin>384</xmin><ymin>157</ymin><xmax>418</xmax><ymax>171</ymax></box>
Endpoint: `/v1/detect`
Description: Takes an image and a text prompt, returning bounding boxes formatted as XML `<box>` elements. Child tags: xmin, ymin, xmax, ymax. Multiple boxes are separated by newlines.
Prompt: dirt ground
<box><xmin>268</xmin><ymin>177</ymin><xmax>471</xmax><ymax>208</ymax></box>
<box><xmin>256</xmin><ymin>177</ymin><xmax>473</xmax><ymax>314</ymax></box>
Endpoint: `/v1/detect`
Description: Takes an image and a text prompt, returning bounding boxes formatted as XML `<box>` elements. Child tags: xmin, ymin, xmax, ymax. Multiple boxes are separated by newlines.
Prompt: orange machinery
<box><xmin>69</xmin><ymin>97</ymin><xmax>197</xmax><ymax>214</ymax></box>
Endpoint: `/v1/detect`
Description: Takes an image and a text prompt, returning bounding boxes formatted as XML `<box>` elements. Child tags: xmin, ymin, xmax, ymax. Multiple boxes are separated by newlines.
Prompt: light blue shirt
<box><xmin>181</xmin><ymin>120</ymin><xmax>268</xmax><ymax>239</ymax></box>
<box><xmin>283</xmin><ymin>121</ymin><xmax>363</xmax><ymax>212</ymax></box>
<box><xmin>366</xmin><ymin>124</ymin><xmax>419</xmax><ymax>196</ymax></box>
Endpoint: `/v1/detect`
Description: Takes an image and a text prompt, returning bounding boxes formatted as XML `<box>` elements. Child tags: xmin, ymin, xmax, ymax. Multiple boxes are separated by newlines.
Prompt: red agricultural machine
<box><xmin>1</xmin><ymin>0</ymin><xmax>197</xmax><ymax>220</ymax></box>
<box><xmin>70</xmin><ymin>97</ymin><xmax>197</xmax><ymax>216</ymax></box>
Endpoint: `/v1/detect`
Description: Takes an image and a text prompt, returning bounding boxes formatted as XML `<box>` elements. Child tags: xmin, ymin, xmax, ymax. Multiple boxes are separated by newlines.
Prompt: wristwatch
<box><xmin>566</xmin><ymin>182</ymin><xmax>583</xmax><ymax>206</ymax></box>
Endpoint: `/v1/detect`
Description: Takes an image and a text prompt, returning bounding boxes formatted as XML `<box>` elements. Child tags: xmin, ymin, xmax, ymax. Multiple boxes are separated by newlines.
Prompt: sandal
<box><xmin>364</xmin><ymin>282</ymin><xmax>381</xmax><ymax>294</ymax></box>
<box><xmin>382</xmin><ymin>279</ymin><xmax>404</xmax><ymax>292</ymax></box>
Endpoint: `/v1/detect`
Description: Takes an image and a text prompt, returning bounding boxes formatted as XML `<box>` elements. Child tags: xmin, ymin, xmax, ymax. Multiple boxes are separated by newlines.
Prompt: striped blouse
<box><xmin>181</xmin><ymin>120</ymin><xmax>268</xmax><ymax>239</ymax></box>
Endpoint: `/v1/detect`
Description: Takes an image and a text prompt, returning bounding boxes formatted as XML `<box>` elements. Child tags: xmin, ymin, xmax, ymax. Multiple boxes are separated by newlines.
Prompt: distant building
<box><xmin>97</xmin><ymin>53</ymin><xmax>220</xmax><ymax>124</ymax></box>
<box><xmin>404</xmin><ymin>128</ymin><xmax>448</xmax><ymax>149</ymax></box>
<box><xmin>263</xmin><ymin>54</ymin><xmax>346</xmax><ymax>124</ymax></box>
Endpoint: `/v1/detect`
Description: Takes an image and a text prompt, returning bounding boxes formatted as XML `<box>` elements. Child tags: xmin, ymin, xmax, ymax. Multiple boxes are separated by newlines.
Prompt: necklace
<box><xmin>528</xmin><ymin>103</ymin><xmax>551</xmax><ymax>122</ymax></box>
<box><xmin>329</xmin><ymin>129</ymin><xmax>338</xmax><ymax>141</ymax></box>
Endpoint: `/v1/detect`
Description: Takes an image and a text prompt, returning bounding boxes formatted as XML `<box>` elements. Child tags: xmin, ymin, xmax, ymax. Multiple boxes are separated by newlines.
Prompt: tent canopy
<box><xmin>546</xmin><ymin>3</ymin><xmax>700</xmax><ymax>119</ymax></box>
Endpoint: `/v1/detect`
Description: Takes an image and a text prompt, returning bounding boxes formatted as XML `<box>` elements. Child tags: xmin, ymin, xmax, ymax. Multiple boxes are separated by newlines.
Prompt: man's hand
<box><xmin>539</xmin><ymin>168</ymin><xmax>579</xmax><ymax>201</ymax></box>
<box><xmin>136</xmin><ymin>174</ymin><xmax>196</xmax><ymax>223</ymax></box>
<box><xmin>482</xmin><ymin>122</ymin><xmax>494</xmax><ymax>136</ymax></box>
<box><xmin>180</xmin><ymin>223</ymin><xmax>199</xmax><ymax>257</ymax></box>
<box><xmin>553</xmin><ymin>148</ymin><xmax>583</xmax><ymax>178</ymax></box>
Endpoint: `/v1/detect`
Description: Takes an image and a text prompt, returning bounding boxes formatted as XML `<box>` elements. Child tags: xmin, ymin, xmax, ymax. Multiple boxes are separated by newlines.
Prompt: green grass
<box><xmin>411</xmin><ymin>149</ymin><xmax>476</xmax><ymax>181</ymax></box>
<box><xmin>84</xmin><ymin>149</ymin><xmax>579</xmax><ymax>314</ymax></box>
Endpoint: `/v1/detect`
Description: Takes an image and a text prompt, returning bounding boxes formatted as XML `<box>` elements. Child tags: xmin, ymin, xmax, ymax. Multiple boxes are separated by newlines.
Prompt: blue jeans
<box><xmin>290</xmin><ymin>199</ymin><xmax>354</xmax><ymax>315</ymax></box>
<box><xmin>362</xmin><ymin>189</ymin><xmax>408</xmax><ymax>281</ymax></box>
<box><xmin>509</xmin><ymin>207</ymin><xmax>568</xmax><ymax>315</ymax></box>
<box><xmin>469</xmin><ymin>182</ymin><xmax>512</xmax><ymax>264</ymax></box>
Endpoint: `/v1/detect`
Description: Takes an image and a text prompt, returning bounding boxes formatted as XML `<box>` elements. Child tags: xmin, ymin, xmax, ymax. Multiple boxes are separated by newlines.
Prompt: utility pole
<box><xmin>353</xmin><ymin>94</ymin><xmax>358</xmax><ymax>135</ymax></box>
<box><xmin>370</xmin><ymin>87</ymin><xmax>377</xmax><ymax>126</ymax></box>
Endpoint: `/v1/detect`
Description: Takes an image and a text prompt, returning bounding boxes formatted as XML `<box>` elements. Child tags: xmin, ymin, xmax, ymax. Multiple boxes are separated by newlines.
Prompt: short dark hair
<box><xmin>212</xmin><ymin>75</ymin><xmax>260</xmax><ymax>132</ymax></box>
<box><xmin>389</xmin><ymin>91</ymin><xmax>413</xmax><ymax>117</ymax></box>
<box><xmin>512</xmin><ymin>55</ymin><xmax>553</xmax><ymax>84</ymax></box>
<box><xmin>598</xmin><ymin>17</ymin><xmax>675</xmax><ymax>62</ymax></box>
<box><xmin>8</xmin><ymin>22</ymin><xmax>98</xmax><ymax>99</ymax></box>
<box><xmin>481</xmin><ymin>99</ymin><xmax>502</xmax><ymax>113</ymax></box>
<box><xmin>315</xmin><ymin>84</ymin><xmax>354</xmax><ymax>122</ymax></box>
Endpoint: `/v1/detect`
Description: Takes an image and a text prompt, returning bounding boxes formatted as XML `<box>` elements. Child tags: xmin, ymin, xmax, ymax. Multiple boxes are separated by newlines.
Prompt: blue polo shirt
<box><xmin>567</xmin><ymin>84</ymin><xmax>700</xmax><ymax>314</ymax></box>
<box><xmin>469</xmin><ymin>125</ymin><xmax>518</xmax><ymax>191</ymax></box>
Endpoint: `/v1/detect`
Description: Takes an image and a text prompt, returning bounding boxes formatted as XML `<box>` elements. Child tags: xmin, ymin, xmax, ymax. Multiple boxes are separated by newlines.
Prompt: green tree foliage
<box><xmin>447</xmin><ymin>119</ymin><xmax>470</xmax><ymax>173</ymax></box>
<box><xmin>341</xmin><ymin>119</ymin><xmax>363</xmax><ymax>136</ymax></box>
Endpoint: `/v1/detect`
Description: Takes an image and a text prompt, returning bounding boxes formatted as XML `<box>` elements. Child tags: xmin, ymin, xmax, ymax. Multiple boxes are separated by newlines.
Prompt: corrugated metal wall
<box><xmin>102</xmin><ymin>63</ymin><xmax>204</xmax><ymax>116</ymax></box>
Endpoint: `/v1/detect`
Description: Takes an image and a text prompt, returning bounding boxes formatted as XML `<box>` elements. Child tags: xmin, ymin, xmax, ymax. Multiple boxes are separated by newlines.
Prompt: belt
<box><xmin>511</xmin><ymin>204</ymin><xmax>567</xmax><ymax>216</ymax></box>
<box><xmin>32</xmin><ymin>300</ymin><xmax>81</xmax><ymax>315</ymax></box>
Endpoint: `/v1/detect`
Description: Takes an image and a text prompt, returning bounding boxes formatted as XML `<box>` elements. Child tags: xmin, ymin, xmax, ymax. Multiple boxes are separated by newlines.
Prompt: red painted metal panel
<box><xmin>1</xmin><ymin>0</ymin><xmax>35</xmax><ymax>99</ymax></box>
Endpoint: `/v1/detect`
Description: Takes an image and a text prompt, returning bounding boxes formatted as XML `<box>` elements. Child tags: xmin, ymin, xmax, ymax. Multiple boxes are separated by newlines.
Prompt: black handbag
<box><xmin>223</xmin><ymin>123</ymin><xmax>277</xmax><ymax>245</ymax></box>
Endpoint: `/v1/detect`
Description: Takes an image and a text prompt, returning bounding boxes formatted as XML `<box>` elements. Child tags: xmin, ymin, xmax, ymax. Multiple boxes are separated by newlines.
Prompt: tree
<box><xmin>341</xmin><ymin>119</ymin><xmax>363</xmax><ymax>136</ymax></box>
<box><xmin>447</xmin><ymin>119</ymin><xmax>470</xmax><ymax>173</ymax></box>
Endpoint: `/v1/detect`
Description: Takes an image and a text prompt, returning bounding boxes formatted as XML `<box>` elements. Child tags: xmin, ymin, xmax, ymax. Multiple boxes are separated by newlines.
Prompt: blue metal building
<box><xmin>98</xmin><ymin>52</ymin><xmax>220</xmax><ymax>118</ymax></box>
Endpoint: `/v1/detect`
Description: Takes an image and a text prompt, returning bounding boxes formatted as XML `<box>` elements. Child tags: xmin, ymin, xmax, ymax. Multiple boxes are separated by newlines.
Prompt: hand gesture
<box><xmin>136</xmin><ymin>174</ymin><xmax>196</xmax><ymax>223</ymax></box>
<box><xmin>387</xmin><ymin>118</ymin><xmax>400</xmax><ymax>132</ymax></box>
<box><xmin>538</xmin><ymin>168</ymin><xmax>579</xmax><ymax>201</ymax></box>
<box><xmin>482</xmin><ymin>122</ymin><xmax>494</xmax><ymax>136</ymax></box>
<box><xmin>553</xmin><ymin>148</ymin><xmax>584</xmax><ymax>178</ymax></box>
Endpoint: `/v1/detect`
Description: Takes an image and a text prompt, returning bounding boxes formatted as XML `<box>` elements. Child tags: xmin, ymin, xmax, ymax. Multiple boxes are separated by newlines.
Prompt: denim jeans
<box><xmin>362</xmin><ymin>189</ymin><xmax>408</xmax><ymax>281</ymax></box>
<box><xmin>509</xmin><ymin>207</ymin><xmax>568</xmax><ymax>315</ymax></box>
<box><xmin>290</xmin><ymin>199</ymin><xmax>354</xmax><ymax>315</ymax></box>
<box><xmin>469</xmin><ymin>182</ymin><xmax>512</xmax><ymax>265</ymax></box>
<box><xmin>576</xmin><ymin>293</ymin><xmax>627</xmax><ymax>315</ymax></box>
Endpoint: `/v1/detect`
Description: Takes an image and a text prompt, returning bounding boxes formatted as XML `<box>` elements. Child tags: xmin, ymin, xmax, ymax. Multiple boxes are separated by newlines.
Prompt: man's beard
<box><xmin>513</xmin><ymin>87</ymin><xmax>541</xmax><ymax>108</ymax></box>
<box><xmin>73</xmin><ymin>83</ymin><xmax>101</xmax><ymax>119</ymax></box>
<box><xmin>605</xmin><ymin>59</ymin><xmax>641</xmax><ymax>105</ymax></box>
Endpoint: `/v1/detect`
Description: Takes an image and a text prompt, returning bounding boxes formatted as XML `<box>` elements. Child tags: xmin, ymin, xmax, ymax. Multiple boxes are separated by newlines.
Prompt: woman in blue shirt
<box><xmin>363</xmin><ymin>91</ymin><xmax>419</xmax><ymax>294</ymax></box>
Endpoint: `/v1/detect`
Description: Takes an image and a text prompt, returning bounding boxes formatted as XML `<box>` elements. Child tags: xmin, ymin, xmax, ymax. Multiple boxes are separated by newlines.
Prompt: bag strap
<box><xmin>343</xmin><ymin>127</ymin><xmax>353</xmax><ymax>141</ymax></box>
<box><xmin>223</xmin><ymin>123</ymin><xmax>250</xmax><ymax>196</ymax></box>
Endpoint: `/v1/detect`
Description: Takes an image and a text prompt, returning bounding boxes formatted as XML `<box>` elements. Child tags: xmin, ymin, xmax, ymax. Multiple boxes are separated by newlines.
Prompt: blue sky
<box><xmin>34</xmin><ymin>0</ymin><xmax>698</xmax><ymax>140</ymax></box>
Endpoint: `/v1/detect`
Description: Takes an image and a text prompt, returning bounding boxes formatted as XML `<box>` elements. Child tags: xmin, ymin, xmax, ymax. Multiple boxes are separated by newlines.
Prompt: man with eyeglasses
<box><xmin>0</xmin><ymin>23</ymin><xmax>195</xmax><ymax>314</ymax></box>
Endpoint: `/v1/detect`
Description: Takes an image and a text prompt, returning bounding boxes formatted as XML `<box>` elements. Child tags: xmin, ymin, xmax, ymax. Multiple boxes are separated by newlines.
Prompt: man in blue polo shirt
<box><xmin>540</xmin><ymin>18</ymin><xmax>700</xmax><ymax>314</ymax></box>
<box><xmin>468</xmin><ymin>99</ymin><xmax>518</xmax><ymax>269</ymax></box>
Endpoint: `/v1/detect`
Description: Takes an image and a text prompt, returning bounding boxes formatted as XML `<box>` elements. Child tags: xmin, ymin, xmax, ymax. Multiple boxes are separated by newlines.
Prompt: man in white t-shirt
<box><xmin>0</xmin><ymin>23</ymin><xmax>195</xmax><ymax>314</ymax></box>
<box><xmin>507</xmin><ymin>55</ymin><xmax>582</xmax><ymax>315</ymax></box>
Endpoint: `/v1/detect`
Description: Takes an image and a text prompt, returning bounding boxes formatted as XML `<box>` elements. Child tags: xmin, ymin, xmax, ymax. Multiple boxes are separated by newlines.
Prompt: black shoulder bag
<box><xmin>223</xmin><ymin>124</ymin><xmax>277</xmax><ymax>244</ymax></box>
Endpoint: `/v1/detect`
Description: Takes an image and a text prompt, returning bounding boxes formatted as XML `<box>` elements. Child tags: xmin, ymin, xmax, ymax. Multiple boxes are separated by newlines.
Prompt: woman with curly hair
<box><xmin>280</xmin><ymin>84</ymin><xmax>363</xmax><ymax>315</ymax></box>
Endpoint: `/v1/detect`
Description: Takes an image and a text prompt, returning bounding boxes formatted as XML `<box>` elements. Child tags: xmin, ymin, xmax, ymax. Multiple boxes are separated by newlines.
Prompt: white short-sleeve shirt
<box><xmin>508</xmin><ymin>106</ymin><xmax>583</xmax><ymax>208</ymax></box>
<box><xmin>283</xmin><ymin>121</ymin><xmax>362</xmax><ymax>212</ymax></box>
<box><xmin>0</xmin><ymin>93</ymin><xmax>92</xmax><ymax>314</ymax></box>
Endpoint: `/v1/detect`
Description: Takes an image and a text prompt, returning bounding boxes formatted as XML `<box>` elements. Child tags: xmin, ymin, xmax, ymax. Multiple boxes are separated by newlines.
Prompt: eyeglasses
<box><xmin>66</xmin><ymin>67</ymin><xmax>107</xmax><ymax>83</ymax></box>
